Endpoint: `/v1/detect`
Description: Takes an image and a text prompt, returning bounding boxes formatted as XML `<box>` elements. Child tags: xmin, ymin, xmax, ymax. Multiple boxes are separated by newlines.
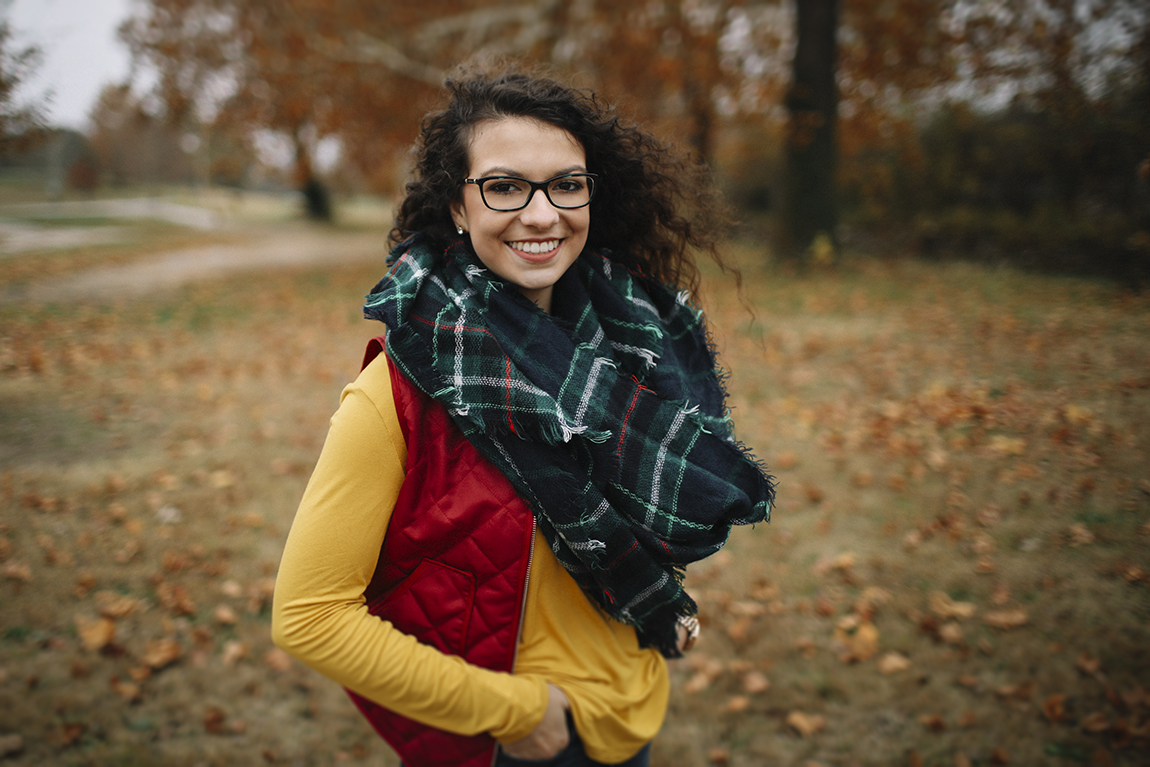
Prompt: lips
<box><xmin>507</xmin><ymin>239</ymin><xmax>561</xmax><ymax>256</ymax></box>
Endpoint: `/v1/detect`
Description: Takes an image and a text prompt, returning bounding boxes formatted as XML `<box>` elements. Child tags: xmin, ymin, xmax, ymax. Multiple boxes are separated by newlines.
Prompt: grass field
<box><xmin>0</xmin><ymin>211</ymin><xmax>1147</xmax><ymax>766</ymax></box>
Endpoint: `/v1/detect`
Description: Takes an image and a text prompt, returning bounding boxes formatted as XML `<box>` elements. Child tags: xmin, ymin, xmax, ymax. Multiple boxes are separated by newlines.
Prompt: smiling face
<box><xmin>450</xmin><ymin>117</ymin><xmax>590</xmax><ymax>313</ymax></box>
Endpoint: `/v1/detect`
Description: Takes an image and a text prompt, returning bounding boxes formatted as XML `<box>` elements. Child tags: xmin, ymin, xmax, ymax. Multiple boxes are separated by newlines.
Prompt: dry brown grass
<box><xmin>0</xmin><ymin>226</ymin><xmax>1147</xmax><ymax>767</ymax></box>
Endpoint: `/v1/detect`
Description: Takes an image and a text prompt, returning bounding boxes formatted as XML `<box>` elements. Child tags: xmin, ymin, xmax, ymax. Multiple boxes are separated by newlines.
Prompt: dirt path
<box><xmin>1</xmin><ymin>222</ymin><xmax>387</xmax><ymax>303</ymax></box>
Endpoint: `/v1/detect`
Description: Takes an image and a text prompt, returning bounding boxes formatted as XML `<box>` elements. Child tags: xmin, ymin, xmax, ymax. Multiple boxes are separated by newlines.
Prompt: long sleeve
<box><xmin>271</xmin><ymin>354</ymin><xmax>548</xmax><ymax>742</ymax></box>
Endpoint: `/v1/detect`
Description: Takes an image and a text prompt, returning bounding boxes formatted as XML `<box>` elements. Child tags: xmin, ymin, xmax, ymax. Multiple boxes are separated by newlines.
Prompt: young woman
<box><xmin>271</xmin><ymin>67</ymin><xmax>775</xmax><ymax>767</ymax></box>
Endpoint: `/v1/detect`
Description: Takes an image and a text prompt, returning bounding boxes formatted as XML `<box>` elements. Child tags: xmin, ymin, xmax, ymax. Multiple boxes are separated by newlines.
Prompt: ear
<box><xmin>450</xmin><ymin>197</ymin><xmax>468</xmax><ymax>233</ymax></box>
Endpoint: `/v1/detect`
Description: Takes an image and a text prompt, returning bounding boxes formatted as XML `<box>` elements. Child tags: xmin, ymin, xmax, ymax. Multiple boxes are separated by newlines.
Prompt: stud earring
<box><xmin>456</xmin><ymin>225</ymin><xmax>464</xmax><ymax>235</ymax></box>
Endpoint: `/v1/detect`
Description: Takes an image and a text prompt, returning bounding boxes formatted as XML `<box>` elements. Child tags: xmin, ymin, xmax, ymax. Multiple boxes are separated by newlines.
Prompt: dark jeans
<box><xmin>495</xmin><ymin>714</ymin><xmax>651</xmax><ymax>767</ymax></box>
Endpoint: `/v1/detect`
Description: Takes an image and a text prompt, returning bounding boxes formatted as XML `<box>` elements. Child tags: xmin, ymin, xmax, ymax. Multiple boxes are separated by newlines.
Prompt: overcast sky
<box><xmin>6</xmin><ymin>0</ymin><xmax>136</xmax><ymax>131</ymax></box>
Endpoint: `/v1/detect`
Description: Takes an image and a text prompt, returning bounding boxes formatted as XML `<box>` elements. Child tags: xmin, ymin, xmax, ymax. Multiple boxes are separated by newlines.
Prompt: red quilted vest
<box><xmin>345</xmin><ymin>337</ymin><xmax>536</xmax><ymax>767</ymax></box>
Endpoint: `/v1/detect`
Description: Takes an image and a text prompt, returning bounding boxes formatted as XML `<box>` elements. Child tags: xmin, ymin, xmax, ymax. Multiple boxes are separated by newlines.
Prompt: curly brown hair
<box><xmin>391</xmin><ymin>64</ymin><xmax>732</xmax><ymax>295</ymax></box>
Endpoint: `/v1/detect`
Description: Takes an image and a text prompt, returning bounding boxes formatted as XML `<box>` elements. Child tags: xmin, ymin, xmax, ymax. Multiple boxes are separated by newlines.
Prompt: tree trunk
<box><xmin>293</xmin><ymin>128</ymin><xmax>332</xmax><ymax>222</ymax></box>
<box><xmin>783</xmin><ymin>0</ymin><xmax>839</xmax><ymax>262</ymax></box>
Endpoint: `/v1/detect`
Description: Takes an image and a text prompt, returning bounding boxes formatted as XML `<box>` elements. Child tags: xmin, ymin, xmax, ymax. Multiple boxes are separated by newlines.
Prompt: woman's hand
<box><xmin>676</xmin><ymin>615</ymin><xmax>700</xmax><ymax>653</ymax></box>
<box><xmin>499</xmin><ymin>683</ymin><xmax>570</xmax><ymax>760</ymax></box>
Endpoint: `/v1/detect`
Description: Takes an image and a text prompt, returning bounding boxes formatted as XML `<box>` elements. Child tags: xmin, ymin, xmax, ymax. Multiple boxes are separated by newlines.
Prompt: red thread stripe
<box><xmin>607</xmin><ymin>540</ymin><xmax>639</xmax><ymax>570</ymax></box>
<box><xmin>617</xmin><ymin>385</ymin><xmax>643</xmax><ymax>461</ymax></box>
<box><xmin>410</xmin><ymin>314</ymin><xmax>499</xmax><ymax>339</ymax></box>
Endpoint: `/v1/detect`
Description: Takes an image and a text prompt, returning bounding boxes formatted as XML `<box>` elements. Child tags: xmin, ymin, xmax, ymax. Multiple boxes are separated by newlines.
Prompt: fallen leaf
<box><xmin>3</xmin><ymin>561</ymin><xmax>31</xmax><ymax>582</ymax></box>
<box><xmin>958</xmin><ymin>711</ymin><xmax>977</xmax><ymax>728</ymax></box>
<box><xmin>140</xmin><ymin>638</ymin><xmax>182</xmax><ymax>670</ymax></box>
<box><xmin>990</xmin><ymin>747</ymin><xmax>1010</xmax><ymax>764</ymax></box>
<box><xmin>95</xmin><ymin>591</ymin><xmax>138</xmax><ymax>619</ymax></box>
<box><xmin>221</xmin><ymin>640</ymin><xmax>248</xmax><ymax>666</ymax></box>
<box><xmin>854</xmin><ymin>586</ymin><xmax>892</xmax><ymax>618</ymax></box>
<box><xmin>1068</xmin><ymin>523</ymin><xmax>1095</xmax><ymax>546</ymax></box>
<box><xmin>155</xmin><ymin>581</ymin><xmax>197</xmax><ymax>616</ymax></box>
<box><xmin>722</xmin><ymin>695</ymin><xmax>750</xmax><ymax>714</ymax></box>
<box><xmin>939</xmin><ymin>622</ymin><xmax>965</xmax><ymax>645</ymax></box>
<box><xmin>708</xmin><ymin>747</ymin><xmax>730</xmax><ymax>765</ymax></box>
<box><xmin>109</xmin><ymin>676</ymin><xmax>142</xmax><ymax>703</ymax></box>
<box><xmin>786</xmin><ymin>711</ymin><xmax>826</xmax><ymax>737</ymax></box>
<box><xmin>728</xmin><ymin>600</ymin><xmax>767</xmax><ymax>617</ymax></box>
<box><xmin>725</xmin><ymin>616</ymin><xmax>753</xmax><ymax>643</ymax></box>
<box><xmin>72</xmin><ymin>573</ymin><xmax>97</xmax><ymax>598</ymax></box>
<box><xmin>983</xmin><ymin>607</ymin><xmax>1029</xmax><ymax>630</ymax></box>
<box><xmin>955</xmin><ymin>752</ymin><xmax>973</xmax><ymax>767</ymax></box>
<box><xmin>989</xmin><ymin>436</ymin><xmax>1026</xmax><ymax>456</ymax></box>
<box><xmin>162</xmin><ymin>550</ymin><xmax>193</xmax><ymax>572</ymax></box>
<box><xmin>265</xmin><ymin>648</ymin><xmax>293</xmax><ymax>672</ymax></box>
<box><xmin>684</xmin><ymin>671</ymin><xmax>715</xmax><ymax>694</ymax></box>
<box><xmin>213</xmin><ymin>604</ymin><xmax>239</xmax><ymax>626</ymax></box>
<box><xmin>743</xmin><ymin>671</ymin><xmax>771</xmax><ymax>694</ymax></box>
<box><xmin>833</xmin><ymin>552</ymin><xmax>857</xmax><ymax>571</ymax></box>
<box><xmin>878</xmin><ymin>652</ymin><xmax>911</xmax><ymax>675</ymax></box>
<box><xmin>930</xmin><ymin>592</ymin><xmax>977</xmax><ymax>620</ymax></box>
<box><xmin>75</xmin><ymin>616</ymin><xmax>116</xmax><ymax>652</ymax></box>
<box><xmin>59</xmin><ymin>723</ymin><xmax>85</xmax><ymax>746</ymax></box>
<box><xmin>209</xmin><ymin>469</ymin><xmax>236</xmax><ymax>489</ymax></box>
<box><xmin>972</xmin><ymin>533</ymin><xmax>995</xmax><ymax>555</ymax></box>
<box><xmin>794</xmin><ymin>636</ymin><xmax>817</xmax><ymax>658</ymax></box>
<box><xmin>1064</xmin><ymin>404</ymin><xmax>1093</xmax><ymax>425</ymax></box>
<box><xmin>834</xmin><ymin>617</ymin><xmax>879</xmax><ymax>662</ymax></box>
<box><xmin>919</xmin><ymin>714</ymin><xmax>946</xmax><ymax>732</ymax></box>
<box><xmin>976</xmin><ymin>504</ymin><xmax>1004</xmax><ymax>526</ymax></box>
<box><xmin>1043</xmin><ymin>693</ymin><xmax>1068</xmax><ymax>723</ymax></box>
<box><xmin>1119</xmin><ymin>564</ymin><xmax>1148</xmax><ymax>584</ymax></box>
<box><xmin>204</xmin><ymin>706</ymin><xmax>227</xmax><ymax>734</ymax></box>
<box><xmin>1081</xmin><ymin>712</ymin><xmax>1111</xmax><ymax>733</ymax></box>
<box><xmin>995</xmin><ymin>683</ymin><xmax>1036</xmax><ymax>701</ymax></box>
<box><xmin>113</xmin><ymin>539</ymin><xmax>141</xmax><ymax>564</ymax></box>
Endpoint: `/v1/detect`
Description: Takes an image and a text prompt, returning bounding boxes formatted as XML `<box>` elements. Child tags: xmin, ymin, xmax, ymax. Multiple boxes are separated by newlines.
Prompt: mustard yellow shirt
<box><xmin>272</xmin><ymin>353</ymin><xmax>668</xmax><ymax>762</ymax></box>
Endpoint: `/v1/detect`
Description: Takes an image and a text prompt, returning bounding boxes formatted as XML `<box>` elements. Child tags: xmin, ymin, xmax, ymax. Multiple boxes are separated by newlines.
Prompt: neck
<box><xmin>520</xmin><ymin>285</ymin><xmax>553</xmax><ymax>313</ymax></box>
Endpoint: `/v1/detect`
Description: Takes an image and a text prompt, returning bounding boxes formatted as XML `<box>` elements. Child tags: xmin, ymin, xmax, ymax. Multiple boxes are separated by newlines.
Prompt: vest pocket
<box><xmin>367</xmin><ymin>559</ymin><xmax>477</xmax><ymax>656</ymax></box>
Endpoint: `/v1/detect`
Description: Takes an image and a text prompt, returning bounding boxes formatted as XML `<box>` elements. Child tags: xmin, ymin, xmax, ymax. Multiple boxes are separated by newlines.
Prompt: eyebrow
<box><xmin>476</xmin><ymin>165</ymin><xmax>589</xmax><ymax>178</ymax></box>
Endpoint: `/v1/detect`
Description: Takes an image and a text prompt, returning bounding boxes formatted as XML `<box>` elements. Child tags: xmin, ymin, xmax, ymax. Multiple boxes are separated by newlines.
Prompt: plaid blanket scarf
<box><xmin>363</xmin><ymin>234</ymin><xmax>774</xmax><ymax>657</ymax></box>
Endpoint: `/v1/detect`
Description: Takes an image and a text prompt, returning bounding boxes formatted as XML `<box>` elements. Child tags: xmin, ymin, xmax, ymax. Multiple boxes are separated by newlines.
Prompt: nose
<box><xmin>518</xmin><ymin>187</ymin><xmax>561</xmax><ymax>229</ymax></box>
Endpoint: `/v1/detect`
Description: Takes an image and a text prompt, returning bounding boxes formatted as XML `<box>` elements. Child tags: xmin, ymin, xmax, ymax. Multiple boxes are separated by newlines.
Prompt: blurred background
<box><xmin>2</xmin><ymin>0</ymin><xmax>1147</xmax><ymax>280</ymax></box>
<box><xmin>1</xmin><ymin>2</ymin><xmax>1149</xmax><ymax>767</ymax></box>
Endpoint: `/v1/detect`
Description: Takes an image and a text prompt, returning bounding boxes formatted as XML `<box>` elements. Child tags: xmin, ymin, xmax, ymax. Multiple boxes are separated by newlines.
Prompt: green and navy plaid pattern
<box><xmin>364</xmin><ymin>234</ymin><xmax>774</xmax><ymax>656</ymax></box>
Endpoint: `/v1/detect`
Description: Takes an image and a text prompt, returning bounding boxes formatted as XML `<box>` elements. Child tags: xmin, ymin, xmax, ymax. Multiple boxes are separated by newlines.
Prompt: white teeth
<box><xmin>508</xmin><ymin>240</ymin><xmax>559</xmax><ymax>254</ymax></box>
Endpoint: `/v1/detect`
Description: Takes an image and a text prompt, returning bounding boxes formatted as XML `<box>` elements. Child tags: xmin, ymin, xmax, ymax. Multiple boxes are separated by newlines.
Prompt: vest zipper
<box><xmin>512</xmin><ymin>514</ymin><xmax>536</xmax><ymax>667</ymax></box>
<box><xmin>492</xmin><ymin>515</ymin><xmax>536</xmax><ymax>767</ymax></box>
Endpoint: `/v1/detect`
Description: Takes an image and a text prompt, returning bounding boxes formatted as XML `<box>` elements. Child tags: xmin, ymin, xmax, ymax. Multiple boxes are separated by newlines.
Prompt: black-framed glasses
<box><xmin>463</xmin><ymin>173</ymin><xmax>598</xmax><ymax>212</ymax></box>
